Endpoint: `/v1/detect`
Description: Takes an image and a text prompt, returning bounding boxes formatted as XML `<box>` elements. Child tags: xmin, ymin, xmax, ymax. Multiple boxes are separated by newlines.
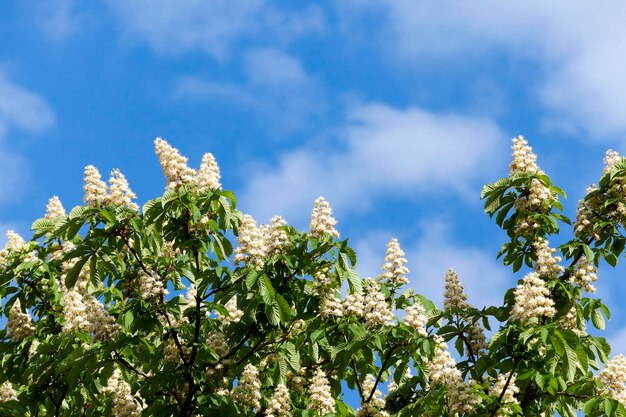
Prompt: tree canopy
<box><xmin>1</xmin><ymin>136</ymin><xmax>626</xmax><ymax>416</ymax></box>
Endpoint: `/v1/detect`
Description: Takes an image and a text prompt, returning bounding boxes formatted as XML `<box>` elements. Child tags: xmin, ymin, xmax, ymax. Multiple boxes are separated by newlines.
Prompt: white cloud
<box><xmin>240</xmin><ymin>102</ymin><xmax>505</xmax><ymax>223</ymax></box>
<box><xmin>0</xmin><ymin>71</ymin><xmax>54</xmax><ymax>204</ymax></box>
<box><xmin>0</xmin><ymin>72</ymin><xmax>55</xmax><ymax>134</ymax></box>
<box><xmin>28</xmin><ymin>0</ymin><xmax>84</xmax><ymax>40</ymax></box>
<box><xmin>106</xmin><ymin>0</ymin><xmax>325</xmax><ymax>59</ymax></box>
<box><xmin>175</xmin><ymin>48</ymin><xmax>322</xmax><ymax>132</ymax></box>
<box><xmin>354</xmin><ymin>220</ymin><xmax>510</xmax><ymax>309</ymax></box>
<box><xmin>335</xmin><ymin>0</ymin><xmax>626</xmax><ymax>138</ymax></box>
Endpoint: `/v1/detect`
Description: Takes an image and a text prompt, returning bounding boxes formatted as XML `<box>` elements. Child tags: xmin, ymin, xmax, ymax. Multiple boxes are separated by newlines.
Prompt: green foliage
<box><xmin>2</xmin><ymin>140</ymin><xmax>626</xmax><ymax>416</ymax></box>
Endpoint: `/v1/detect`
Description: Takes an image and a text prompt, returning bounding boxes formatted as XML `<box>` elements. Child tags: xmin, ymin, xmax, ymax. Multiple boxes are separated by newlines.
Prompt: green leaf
<box><xmin>264</xmin><ymin>302</ymin><xmax>280</xmax><ymax>325</ymax></box>
<box><xmin>64</xmin><ymin>253</ymin><xmax>90</xmax><ymax>289</ymax></box>
<box><xmin>592</xmin><ymin>307</ymin><xmax>606</xmax><ymax>330</ymax></box>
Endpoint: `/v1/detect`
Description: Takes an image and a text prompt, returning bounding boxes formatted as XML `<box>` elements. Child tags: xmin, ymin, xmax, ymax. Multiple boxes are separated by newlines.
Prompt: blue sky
<box><xmin>3</xmin><ymin>1</ymin><xmax>626</xmax><ymax>354</ymax></box>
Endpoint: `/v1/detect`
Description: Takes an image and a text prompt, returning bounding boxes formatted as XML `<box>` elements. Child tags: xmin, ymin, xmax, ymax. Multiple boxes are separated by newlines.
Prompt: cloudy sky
<box><xmin>3</xmin><ymin>1</ymin><xmax>626</xmax><ymax>352</ymax></box>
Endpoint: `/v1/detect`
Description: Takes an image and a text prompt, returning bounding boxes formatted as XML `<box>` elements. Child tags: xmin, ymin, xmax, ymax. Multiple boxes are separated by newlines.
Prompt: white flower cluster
<box><xmin>428</xmin><ymin>336</ymin><xmax>481</xmax><ymax>414</ymax></box>
<box><xmin>532</xmin><ymin>238</ymin><xmax>564</xmax><ymax>279</ymax></box>
<box><xmin>103</xmin><ymin>369</ymin><xmax>145</xmax><ymax>417</ymax></box>
<box><xmin>154</xmin><ymin>138</ymin><xmax>222</xmax><ymax>190</ymax></box>
<box><xmin>466</xmin><ymin>321</ymin><xmax>488</xmax><ymax>356</ymax></box>
<box><xmin>154</xmin><ymin>138</ymin><xmax>197</xmax><ymax>189</ymax></box>
<box><xmin>558</xmin><ymin>304</ymin><xmax>585</xmax><ymax>335</ymax></box>
<box><xmin>510</xmin><ymin>136</ymin><xmax>539</xmax><ymax>175</ymax></box>
<box><xmin>215</xmin><ymin>296</ymin><xmax>244</xmax><ymax>326</ymax></box>
<box><xmin>381</xmin><ymin>238</ymin><xmax>409</xmax><ymax>287</ymax></box>
<box><xmin>308</xmin><ymin>368</ymin><xmax>335</xmax><ymax>415</ymax></box>
<box><xmin>109</xmin><ymin>169</ymin><xmax>139</xmax><ymax>211</ymax></box>
<box><xmin>83</xmin><ymin>165</ymin><xmax>139</xmax><ymax>210</ymax></box>
<box><xmin>0</xmin><ymin>381</ymin><xmax>17</xmax><ymax>402</ymax></box>
<box><xmin>196</xmin><ymin>152</ymin><xmax>222</xmax><ymax>190</ymax></box>
<box><xmin>86</xmin><ymin>296</ymin><xmax>121</xmax><ymax>341</ymax></box>
<box><xmin>62</xmin><ymin>290</ymin><xmax>120</xmax><ymax>341</ymax></box>
<box><xmin>443</xmin><ymin>269</ymin><xmax>470</xmax><ymax>311</ymax></box>
<box><xmin>442</xmin><ymin>269</ymin><xmax>487</xmax><ymax>355</ymax></box>
<box><xmin>265</xmin><ymin>384</ymin><xmax>292</xmax><ymax>417</ymax></box>
<box><xmin>598</xmin><ymin>354</ymin><xmax>626</xmax><ymax>406</ymax></box>
<box><xmin>363</xmin><ymin>280</ymin><xmax>395</xmax><ymax>328</ymax></box>
<box><xmin>511</xmin><ymin>272</ymin><xmax>556</xmax><ymax>323</ymax></box>
<box><xmin>234</xmin><ymin>215</ymin><xmax>290</xmax><ymax>268</ymax></box>
<box><xmin>309</xmin><ymin>197</ymin><xmax>340</xmax><ymax>239</ymax></box>
<box><xmin>313</xmin><ymin>268</ymin><xmax>343</xmax><ymax>318</ymax></box>
<box><xmin>604</xmin><ymin>149</ymin><xmax>622</xmax><ymax>174</ymax></box>
<box><xmin>570</xmin><ymin>257</ymin><xmax>598</xmax><ymax>293</ymax></box>
<box><xmin>0</xmin><ymin>230</ymin><xmax>38</xmax><ymax>267</ymax></box>
<box><xmin>428</xmin><ymin>335</ymin><xmax>458</xmax><ymax>385</ymax></box>
<box><xmin>509</xmin><ymin>137</ymin><xmax>557</xmax><ymax>232</ymax></box>
<box><xmin>45</xmin><ymin>196</ymin><xmax>66</xmax><ymax>219</ymax></box>
<box><xmin>403</xmin><ymin>299</ymin><xmax>428</xmax><ymax>337</ymax></box>
<box><xmin>233</xmin><ymin>364</ymin><xmax>262</xmax><ymax>410</ymax></box>
<box><xmin>447</xmin><ymin>376</ymin><xmax>482</xmax><ymax>416</ymax></box>
<box><xmin>83</xmin><ymin>165</ymin><xmax>109</xmax><ymax>205</ymax></box>
<box><xmin>288</xmin><ymin>367</ymin><xmax>307</xmax><ymax>393</ymax></box>
<box><xmin>574</xmin><ymin>185</ymin><xmax>601</xmax><ymax>240</ymax></box>
<box><xmin>7</xmin><ymin>299</ymin><xmax>36</xmax><ymax>341</ymax></box>
<box><xmin>319</xmin><ymin>286</ymin><xmax>344</xmax><ymax>318</ymax></box>
<box><xmin>356</xmin><ymin>374</ymin><xmax>389</xmax><ymax>417</ymax></box>
<box><xmin>343</xmin><ymin>290</ymin><xmax>364</xmax><ymax>317</ymax></box>
<box><xmin>138</xmin><ymin>270</ymin><xmax>168</xmax><ymax>301</ymax></box>
<box><xmin>489</xmin><ymin>373</ymin><xmax>520</xmax><ymax>414</ymax></box>
<box><xmin>207</xmin><ymin>331</ymin><xmax>230</xmax><ymax>365</ymax></box>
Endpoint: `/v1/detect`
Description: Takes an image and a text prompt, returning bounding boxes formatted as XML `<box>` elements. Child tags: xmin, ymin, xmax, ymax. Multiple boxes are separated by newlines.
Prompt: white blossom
<box><xmin>308</xmin><ymin>368</ymin><xmax>335</xmax><ymax>415</ymax></box>
<box><xmin>85</xmin><ymin>295</ymin><xmax>120</xmax><ymax>341</ymax></box>
<box><xmin>309</xmin><ymin>197</ymin><xmax>339</xmax><ymax>239</ymax></box>
<box><xmin>428</xmin><ymin>335</ymin><xmax>457</xmax><ymax>386</ymax></box>
<box><xmin>466</xmin><ymin>321</ymin><xmax>487</xmax><ymax>357</ymax></box>
<box><xmin>532</xmin><ymin>238</ymin><xmax>563</xmax><ymax>279</ymax></box>
<box><xmin>313</xmin><ymin>268</ymin><xmax>343</xmax><ymax>318</ymax></box>
<box><xmin>0</xmin><ymin>381</ymin><xmax>17</xmax><ymax>402</ymax></box>
<box><xmin>559</xmin><ymin>304</ymin><xmax>585</xmax><ymax>335</ymax></box>
<box><xmin>574</xmin><ymin>185</ymin><xmax>600</xmax><ymax>240</ymax></box>
<box><xmin>570</xmin><ymin>257</ymin><xmax>598</xmax><ymax>293</ymax></box>
<box><xmin>443</xmin><ymin>269</ymin><xmax>469</xmax><ymax>312</ymax></box>
<box><xmin>138</xmin><ymin>270</ymin><xmax>168</xmax><ymax>300</ymax></box>
<box><xmin>604</xmin><ymin>149</ymin><xmax>622</xmax><ymax>174</ymax></box>
<box><xmin>489</xmin><ymin>373</ymin><xmax>520</xmax><ymax>414</ymax></box>
<box><xmin>447</xmin><ymin>377</ymin><xmax>482</xmax><ymax>416</ymax></box>
<box><xmin>265</xmin><ymin>384</ymin><xmax>292</xmax><ymax>417</ymax></box>
<box><xmin>154</xmin><ymin>138</ymin><xmax>197</xmax><ymax>190</ymax></box>
<box><xmin>512</xmin><ymin>272</ymin><xmax>556</xmax><ymax>323</ymax></box>
<box><xmin>363</xmin><ymin>280</ymin><xmax>394</xmax><ymax>328</ymax></box>
<box><xmin>234</xmin><ymin>214</ymin><xmax>268</xmax><ymax>268</ymax></box>
<box><xmin>83</xmin><ymin>165</ymin><xmax>109</xmax><ymax>206</ymax></box>
<box><xmin>510</xmin><ymin>135</ymin><xmax>539</xmax><ymax>175</ymax></box>
<box><xmin>356</xmin><ymin>374</ymin><xmax>389</xmax><ymax>417</ymax></box>
<box><xmin>45</xmin><ymin>196</ymin><xmax>66</xmax><ymax>218</ymax></box>
<box><xmin>403</xmin><ymin>300</ymin><xmax>428</xmax><ymax>337</ymax></box>
<box><xmin>381</xmin><ymin>238</ymin><xmax>409</xmax><ymax>287</ymax></box>
<box><xmin>62</xmin><ymin>289</ymin><xmax>91</xmax><ymax>333</ymax></box>
<box><xmin>196</xmin><ymin>152</ymin><xmax>222</xmax><ymax>190</ymax></box>
<box><xmin>109</xmin><ymin>169</ymin><xmax>139</xmax><ymax>211</ymax></box>
<box><xmin>103</xmin><ymin>369</ymin><xmax>145</xmax><ymax>417</ymax></box>
<box><xmin>216</xmin><ymin>296</ymin><xmax>244</xmax><ymax>326</ymax></box>
<box><xmin>264</xmin><ymin>216</ymin><xmax>290</xmax><ymax>255</ymax></box>
<box><xmin>7</xmin><ymin>299</ymin><xmax>36</xmax><ymax>341</ymax></box>
<box><xmin>233</xmin><ymin>364</ymin><xmax>262</xmax><ymax>410</ymax></box>
<box><xmin>343</xmin><ymin>290</ymin><xmax>364</xmax><ymax>317</ymax></box>
<box><xmin>234</xmin><ymin>215</ymin><xmax>290</xmax><ymax>268</ymax></box>
<box><xmin>598</xmin><ymin>354</ymin><xmax>626</xmax><ymax>406</ymax></box>
<box><xmin>62</xmin><ymin>290</ymin><xmax>119</xmax><ymax>341</ymax></box>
